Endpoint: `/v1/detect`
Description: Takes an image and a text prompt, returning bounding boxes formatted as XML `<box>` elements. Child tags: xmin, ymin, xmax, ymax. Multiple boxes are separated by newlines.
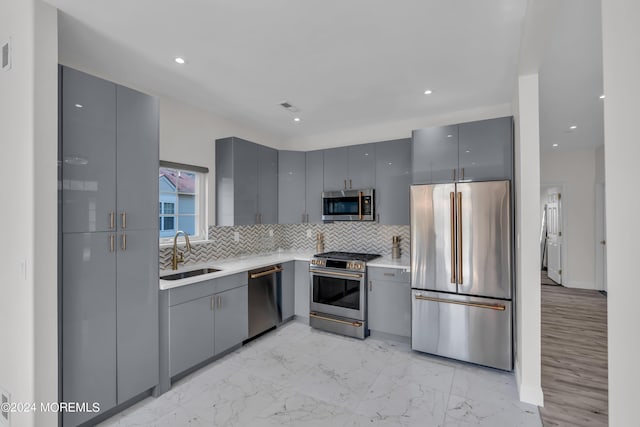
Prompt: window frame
<box><xmin>158</xmin><ymin>161</ymin><xmax>209</xmax><ymax>245</ymax></box>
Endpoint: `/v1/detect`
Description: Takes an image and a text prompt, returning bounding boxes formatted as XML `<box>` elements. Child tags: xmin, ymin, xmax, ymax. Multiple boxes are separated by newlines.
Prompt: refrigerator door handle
<box><xmin>450</xmin><ymin>192</ymin><xmax>456</xmax><ymax>284</ymax></box>
<box><xmin>457</xmin><ymin>191</ymin><xmax>463</xmax><ymax>285</ymax></box>
<box><xmin>414</xmin><ymin>294</ymin><xmax>506</xmax><ymax>311</ymax></box>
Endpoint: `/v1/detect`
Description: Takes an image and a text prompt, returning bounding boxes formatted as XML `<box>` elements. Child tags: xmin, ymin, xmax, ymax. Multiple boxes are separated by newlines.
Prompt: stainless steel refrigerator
<box><xmin>410</xmin><ymin>181</ymin><xmax>512</xmax><ymax>370</ymax></box>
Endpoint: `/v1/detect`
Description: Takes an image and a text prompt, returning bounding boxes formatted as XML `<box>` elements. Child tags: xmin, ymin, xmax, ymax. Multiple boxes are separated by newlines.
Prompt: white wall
<box><xmin>513</xmin><ymin>73</ymin><xmax>543</xmax><ymax>406</ymax></box>
<box><xmin>159</xmin><ymin>97</ymin><xmax>280</xmax><ymax>227</ymax></box>
<box><xmin>540</xmin><ymin>148</ymin><xmax>596</xmax><ymax>289</ymax></box>
<box><xmin>595</xmin><ymin>145</ymin><xmax>605</xmax><ymax>184</ymax></box>
<box><xmin>601</xmin><ymin>0</ymin><xmax>640</xmax><ymax>424</ymax></box>
<box><xmin>0</xmin><ymin>1</ymin><xmax>58</xmax><ymax>426</ymax></box>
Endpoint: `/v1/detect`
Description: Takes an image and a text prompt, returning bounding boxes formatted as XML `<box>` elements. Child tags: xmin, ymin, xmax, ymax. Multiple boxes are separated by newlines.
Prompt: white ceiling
<box><xmin>48</xmin><ymin>0</ymin><xmax>527</xmax><ymax>146</ymax></box>
<box><xmin>539</xmin><ymin>0</ymin><xmax>604</xmax><ymax>151</ymax></box>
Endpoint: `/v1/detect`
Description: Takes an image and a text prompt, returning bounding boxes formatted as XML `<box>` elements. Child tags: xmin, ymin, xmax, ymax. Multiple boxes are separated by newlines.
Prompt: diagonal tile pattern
<box><xmin>97</xmin><ymin>321</ymin><xmax>541</xmax><ymax>427</ymax></box>
<box><xmin>160</xmin><ymin>223</ymin><xmax>410</xmax><ymax>269</ymax></box>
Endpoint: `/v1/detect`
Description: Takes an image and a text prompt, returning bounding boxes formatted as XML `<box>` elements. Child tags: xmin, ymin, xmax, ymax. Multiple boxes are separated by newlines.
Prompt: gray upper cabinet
<box><xmin>214</xmin><ymin>285</ymin><xmax>248</xmax><ymax>355</ymax></box>
<box><xmin>278</xmin><ymin>151</ymin><xmax>306</xmax><ymax>224</ymax></box>
<box><xmin>412</xmin><ymin>117</ymin><xmax>513</xmax><ymax>184</ymax></box>
<box><xmin>280</xmin><ymin>261</ymin><xmax>295</xmax><ymax>320</ymax></box>
<box><xmin>258</xmin><ymin>145</ymin><xmax>278</xmax><ymax>224</ymax></box>
<box><xmin>375</xmin><ymin>139</ymin><xmax>411</xmax><ymax>225</ymax></box>
<box><xmin>458</xmin><ymin>117</ymin><xmax>513</xmax><ymax>181</ymax></box>
<box><xmin>323</xmin><ymin>147</ymin><xmax>348</xmax><ymax>191</ymax></box>
<box><xmin>323</xmin><ymin>144</ymin><xmax>376</xmax><ymax>191</ymax></box>
<box><xmin>216</xmin><ymin>137</ymin><xmax>278</xmax><ymax>225</ymax></box>
<box><xmin>412</xmin><ymin>125</ymin><xmax>459</xmax><ymax>184</ymax></box>
<box><xmin>116</xmin><ymin>85</ymin><xmax>159</xmax><ymax>231</ymax></box>
<box><xmin>347</xmin><ymin>143</ymin><xmax>376</xmax><ymax>189</ymax></box>
<box><xmin>60</xmin><ymin>66</ymin><xmax>159</xmax><ymax>426</ymax></box>
<box><xmin>61</xmin><ymin>67</ymin><xmax>116</xmax><ymax>233</ymax></box>
<box><xmin>305</xmin><ymin>150</ymin><xmax>324</xmax><ymax>223</ymax></box>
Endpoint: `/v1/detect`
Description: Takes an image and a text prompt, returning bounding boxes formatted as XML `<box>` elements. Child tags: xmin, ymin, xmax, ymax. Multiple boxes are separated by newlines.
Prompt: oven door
<box><xmin>310</xmin><ymin>268</ymin><xmax>366</xmax><ymax>320</ymax></box>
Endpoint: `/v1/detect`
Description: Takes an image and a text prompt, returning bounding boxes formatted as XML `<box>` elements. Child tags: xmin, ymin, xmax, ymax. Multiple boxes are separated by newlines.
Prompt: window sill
<box><xmin>159</xmin><ymin>238</ymin><xmax>209</xmax><ymax>249</ymax></box>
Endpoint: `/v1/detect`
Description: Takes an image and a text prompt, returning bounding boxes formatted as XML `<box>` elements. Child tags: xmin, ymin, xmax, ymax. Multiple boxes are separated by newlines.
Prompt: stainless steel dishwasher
<box><xmin>247</xmin><ymin>265</ymin><xmax>282</xmax><ymax>339</ymax></box>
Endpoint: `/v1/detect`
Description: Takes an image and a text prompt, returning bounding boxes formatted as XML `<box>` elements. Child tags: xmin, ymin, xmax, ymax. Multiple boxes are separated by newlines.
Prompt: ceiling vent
<box><xmin>279</xmin><ymin>101</ymin><xmax>300</xmax><ymax>113</ymax></box>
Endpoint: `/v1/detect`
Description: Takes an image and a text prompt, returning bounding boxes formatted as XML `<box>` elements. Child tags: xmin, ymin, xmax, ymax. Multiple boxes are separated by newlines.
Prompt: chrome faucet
<box><xmin>172</xmin><ymin>230</ymin><xmax>192</xmax><ymax>270</ymax></box>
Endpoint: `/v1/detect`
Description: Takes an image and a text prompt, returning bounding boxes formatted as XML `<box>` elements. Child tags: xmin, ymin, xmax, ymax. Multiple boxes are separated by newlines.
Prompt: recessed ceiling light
<box><xmin>447</xmin><ymin>134</ymin><xmax>453</xmax><ymax>138</ymax></box>
<box><xmin>293</xmin><ymin>117</ymin><xmax>301</xmax><ymax>122</ymax></box>
<box><xmin>553</xmin><ymin>143</ymin><xmax>559</xmax><ymax>147</ymax></box>
<box><xmin>74</xmin><ymin>103</ymin><xmax>83</xmax><ymax>108</ymax></box>
<box><xmin>388</xmin><ymin>162</ymin><xmax>393</xmax><ymax>165</ymax></box>
<box><xmin>569</xmin><ymin>125</ymin><xmax>577</xmax><ymax>130</ymax></box>
<box><xmin>424</xmin><ymin>90</ymin><xmax>433</xmax><ymax>95</ymax></box>
<box><xmin>465</xmin><ymin>150</ymin><xmax>470</xmax><ymax>153</ymax></box>
<box><xmin>364</xmin><ymin>153</ymin><xmax>369</xmax><ymax>156</ymax></box>
<box><xmin>174</xmin><ymin>57</ymin><xmax>186</xmax><ymax>64</ymax></box>
<box><xmin>600</xmin><ymin>94</ymin><xmax>605</xmax><ymax>99</ymax></box>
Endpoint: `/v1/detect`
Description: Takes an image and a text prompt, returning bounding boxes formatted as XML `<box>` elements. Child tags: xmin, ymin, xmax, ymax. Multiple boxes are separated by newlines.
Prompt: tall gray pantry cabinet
<box><xmin>59</xmin><ymin>66</ymin><xmax>159</xmax><ymax>427</ymax></box>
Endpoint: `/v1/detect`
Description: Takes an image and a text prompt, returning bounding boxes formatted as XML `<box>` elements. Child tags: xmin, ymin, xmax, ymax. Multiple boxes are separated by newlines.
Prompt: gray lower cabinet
<box><xmin>367</xmin><ymin>267</ymin><xmax>411</xmax><ymax>338</ymax></box>
<box><xmin>374</xmin><ymin>139</ymin><xmax>411</xmax><ymax>225</ymax></box>
<box><xmin>214</xmin><ymin>285</ymin><xmax>249</xmax><ymax>354</ymax></box>
<box><xmin>278</xmin><ymin>151</ymin><xmax>306</xmax><ymax>224</ymax></box>
<box><xmin>169</xmin><ymin>295</ymin><xmax>215</xmax><ymax>377</ymax></box>
<box><xmin>305</xmin><ymin>151</ymin><xmax>324</xmax><ymax>223</ymax></box>
<box><xmin>280</xmin><ymin>261</ymin><xmax>295</xmax><ymax>320</ymax></box>
<box><xmin>294</xmin><ymin>261</ymin><xmax>310</xmax><ymax>318</ymax></box>
<box><xmin>60</xmin><ymin>66</ymin><xmax>159</xmax><ymax>427</ymax></box>
<box><xmin>62</xmin><ymin>232</ymin><xmax>117</xmax><ymax>427</ymax></box>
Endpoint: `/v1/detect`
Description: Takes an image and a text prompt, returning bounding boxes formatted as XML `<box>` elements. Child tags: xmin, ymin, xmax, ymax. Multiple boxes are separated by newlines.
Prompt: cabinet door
<box><xmin>116</xmin><ymin>85</ymin><xmax>159</xmax><ymax>231</ymax></box>
<box><xmin>62</xmin><ymin>232</ymin><xmax>117</xmax><ymax>426</ymax></box>
<box><xmin>233</xmin><ymin>138</ymin><xmax>259</xmax><ymax>225</ymax></box>
<box><xmin>61</xmin><ymin>66</ymin><xmax>116</xmax><ymax>233</ymax></box>
<box><xmin>280</xmin><ymin>262</ymin><xmax>295</xmax><ymax>320</ymax></box>
<box><xmin>169</xmin><ymin>296</ymin><xmax>215</xmax><ymax>377</ymax></box>
<box><xmin>347</xmin><ymin>143</ymin><xmax>376</xmax><ymax>189</ymax></box>
<box><xmin>375</xmin><ymin>139</ymin><xmax>411</xmax><ymax>225</ymax></box>
<box><xmin>458</xmin><ymin>117</ymin><xmax>513</xmax><ymax>181</ymax></box>
<box><xmin>116</xmin><ymin>229</ymin><xmax>159</xmax><ymax>403</ymax></box>
<box><xmin>257</xmin><ymin>145</ymin><xmax>279</xmax><ymax>224</ymax></box>
<box><xmin>305</xmin><ymin>151</ymin><xmax>324</xmax><ymax>223</ymax></box>
<box><xmin>214</xmin><ymin>285</ymin><xmax>248</xmax><ymax>355</ymax></box>
<box><xmin>412</xmin><ymin>125</ymin><xmax>459</xmax><ymax>184</ymax></box>
<box><xmin>294</xmin><ymin>261</ymin><xmax>310</xmax><ymax>318</ymax></box>
<box><xmin>323</xmin><ymin>147</ymin><xmax>348</xmax><ymax>190</ymax></box>
<box><xmin>278</xmin><ymin>151</ymin><xmax>306</xmax><ymax>224</ymax></box>
<box><xmin>368</xmin><ymin>278</ymin><xmax>411</xmax><ymax>337</ymax></box>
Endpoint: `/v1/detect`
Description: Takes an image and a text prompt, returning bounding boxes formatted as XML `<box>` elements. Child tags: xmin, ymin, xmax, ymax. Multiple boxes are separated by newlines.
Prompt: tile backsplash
<box><xmin>159</xmin><ymin>222</ymin><xmax>410</xmax><ymax>269</ymax></box>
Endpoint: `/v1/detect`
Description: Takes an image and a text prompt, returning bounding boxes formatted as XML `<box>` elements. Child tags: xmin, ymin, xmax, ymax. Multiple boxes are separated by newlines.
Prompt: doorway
<box><xmin>540</xmin><ymin>186</ymin><xmax>563</xmax><ymax>285</ymax></box>
<box><xmin>595</xmin><ymin>183</ymin><xmax>607</xmax><ymax>292</ymax></box>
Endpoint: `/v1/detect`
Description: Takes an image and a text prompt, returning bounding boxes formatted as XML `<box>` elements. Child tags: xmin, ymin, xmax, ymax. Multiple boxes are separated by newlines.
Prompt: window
<box><xmin>159</xmin><ymin>162</ymin><xmax>208</xmax><ymax>242</ymax></box>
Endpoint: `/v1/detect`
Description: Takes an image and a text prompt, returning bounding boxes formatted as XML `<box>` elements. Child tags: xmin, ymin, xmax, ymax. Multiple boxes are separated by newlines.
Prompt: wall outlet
<box><xmin>233</xmin><ymin>231</ymin><xmax>240</xmax><ymax>242</ymax></box>
<box><xmin>1</xmin><ymin>386</ymin><xmax>10</xmax><ymax>426</ymax></box>
<box><xmin>306</xmin><ymin>229</ymin><xmax>312</xmax><ymax>238</ymax></box>
<box><xmin>1</xmin><ymin>38</ymin><xmax>11</xmax><ymax>72</ymax></box>
<box><xmin>268</xmin><ymin>229</ymin><xmax>274</xmax><ymax>237</ymax></box>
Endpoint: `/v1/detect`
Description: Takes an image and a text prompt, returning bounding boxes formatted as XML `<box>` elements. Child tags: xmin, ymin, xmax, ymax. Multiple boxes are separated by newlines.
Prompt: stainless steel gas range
<box><xmin>309</xmin><ymin>251</ymin><xmax>380</xmax><ymax>339</ymax></box>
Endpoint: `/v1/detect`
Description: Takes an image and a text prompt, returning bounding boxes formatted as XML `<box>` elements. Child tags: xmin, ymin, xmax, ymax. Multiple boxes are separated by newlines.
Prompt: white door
<box><xmin>596</xmin><ymin>184</ymin><xmax>607</xmax><ymax>291</ymax></box>
<box><xmin>546</xmin><ymin>193</ymin><xmax>562</xmax><ymax>284</ymax></box>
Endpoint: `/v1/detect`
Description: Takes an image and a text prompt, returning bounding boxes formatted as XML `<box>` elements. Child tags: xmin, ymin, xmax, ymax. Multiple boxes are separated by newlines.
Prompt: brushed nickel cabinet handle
<box><xmin>211</xmin><ymin>296</ymin><xmax>214</xmax><ymax>310</ymax></box>
<box><xmin>120</xmin><ymin>211</ymin><xmax>127</xmax><ymax>229</ymax></box>
<box><xmin>450</xmin><ymin>192</ymin><xmax>456</xmax><ymax>284</ymax></box>
<box><xmin>109</xmin><ymin>234</ymin><xmax>115</xmax><ymax>252</ymax></box>
<box><xmin>109</xmin><ymin>211</ymin><xmax>115</xmax><ymax>230</ymax></box>
<box><xmin>250</xmin><ymin>267</ymin><xmax>283</xmax><ymax>279</ymax></box>
<box><xmin>461</xmin><ymin>167</ymin><xmax>465</xmax><ymax>181</ymax></box>
<box><xmin>121</xmin><ymin>233</ymin><xmax>127</xmax><ymax>251</ymax></box>
<box><xmin>414</xmin><ymin>294</ymin><xmax>505</xmax><ymax>311</ymax></box>
<box><xmin>218</xmin><ymin>296</ymin><xmax>221</xmax><ymax>309</ymax></box>
<box><xmin>457</xmin><ymin>192</ymin><xmax>463</xmax><ymax>284</ymax></box>
<box><xmin>369</xmin><ymin>281</ymin><xmax>372</xmax><ymax>291</ymax></box>
<box><xmin>344</xmin><ymin>179</ymin><xmax>347</xmax><ymax>190</ymax></box>
<box><xmin>349</xmin><ymin>179</ymin><xmax>352</xmax><ymax>189</ymax></box>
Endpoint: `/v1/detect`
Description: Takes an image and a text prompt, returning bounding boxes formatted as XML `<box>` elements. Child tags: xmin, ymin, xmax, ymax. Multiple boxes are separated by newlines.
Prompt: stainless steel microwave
<box><xmin>321</xmin><ymin>189</ymin><xmax>375</xmax><ymax>221</ymax></box>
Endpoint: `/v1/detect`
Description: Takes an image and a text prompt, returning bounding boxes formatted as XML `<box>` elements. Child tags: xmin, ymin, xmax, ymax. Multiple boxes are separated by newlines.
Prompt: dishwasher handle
<box><xmin>250</xmin><ymin>266</ymin><xmax>282</xmax><ymax>279</ymax></box>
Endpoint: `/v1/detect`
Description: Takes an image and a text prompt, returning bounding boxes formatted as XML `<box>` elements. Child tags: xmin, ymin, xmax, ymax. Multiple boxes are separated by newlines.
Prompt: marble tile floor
<box><xmin>98</xmin><ymin>321</ymin><xmax>541</xmax><ymax>427</ymax></box>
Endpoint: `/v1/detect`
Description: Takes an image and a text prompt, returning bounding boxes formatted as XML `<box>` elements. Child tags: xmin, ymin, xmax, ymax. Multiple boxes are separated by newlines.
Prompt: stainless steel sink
<box><xmin>160</xmin><ymin>267</ymin><xmax>221</xmax><ymax>281</ymax></box>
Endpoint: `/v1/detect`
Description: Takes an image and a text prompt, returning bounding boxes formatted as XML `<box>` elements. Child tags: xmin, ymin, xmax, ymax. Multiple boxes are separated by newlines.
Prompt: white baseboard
<box><xmin>515</xmin><ymin>362</ymin><xmax>544</xmax><ymax>406</ymax></box>
<box><xmin>563</xmin><ymin>280</ymin><xmax>596</xmax><ymax>290</ymax></box>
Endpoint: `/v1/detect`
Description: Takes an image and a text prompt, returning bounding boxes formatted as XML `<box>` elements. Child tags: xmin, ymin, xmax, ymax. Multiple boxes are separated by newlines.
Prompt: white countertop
<box><xmin>159</xmin><ymin>250</ymin><xmax>410</xmax><ymax>290</ymax></box>
<box><xmin>159</xmin><ymin>250</ymin><xmax>314</xmax><ymax>290</ymax></box>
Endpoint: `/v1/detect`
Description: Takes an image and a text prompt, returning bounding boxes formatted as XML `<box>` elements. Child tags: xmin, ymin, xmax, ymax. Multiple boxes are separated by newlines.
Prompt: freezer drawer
<box><xmin>411</xmin><ymin>290</ymin><xmax>512</xmax><ymax>370</ymax></box>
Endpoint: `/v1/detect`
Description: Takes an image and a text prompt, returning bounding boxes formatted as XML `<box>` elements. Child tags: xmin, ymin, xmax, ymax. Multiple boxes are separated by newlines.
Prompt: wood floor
<box><xmin>539</xmin><ymin>284</ymin><xmax>608</xmax><ymax>426</ymax></box>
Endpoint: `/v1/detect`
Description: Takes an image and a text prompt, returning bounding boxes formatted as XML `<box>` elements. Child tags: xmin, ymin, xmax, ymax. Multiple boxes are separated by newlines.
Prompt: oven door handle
<box><xmin>310</xmin><ymin>269</ymin><xmax>363</xmax><ymax>279</ymax></box>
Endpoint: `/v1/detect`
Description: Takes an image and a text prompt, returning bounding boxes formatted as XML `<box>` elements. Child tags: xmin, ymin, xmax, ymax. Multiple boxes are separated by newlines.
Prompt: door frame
<box><xmin>595</xmin><ymin>183</ymin><xmax>607</xmax><ymax>291</ymax></box>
